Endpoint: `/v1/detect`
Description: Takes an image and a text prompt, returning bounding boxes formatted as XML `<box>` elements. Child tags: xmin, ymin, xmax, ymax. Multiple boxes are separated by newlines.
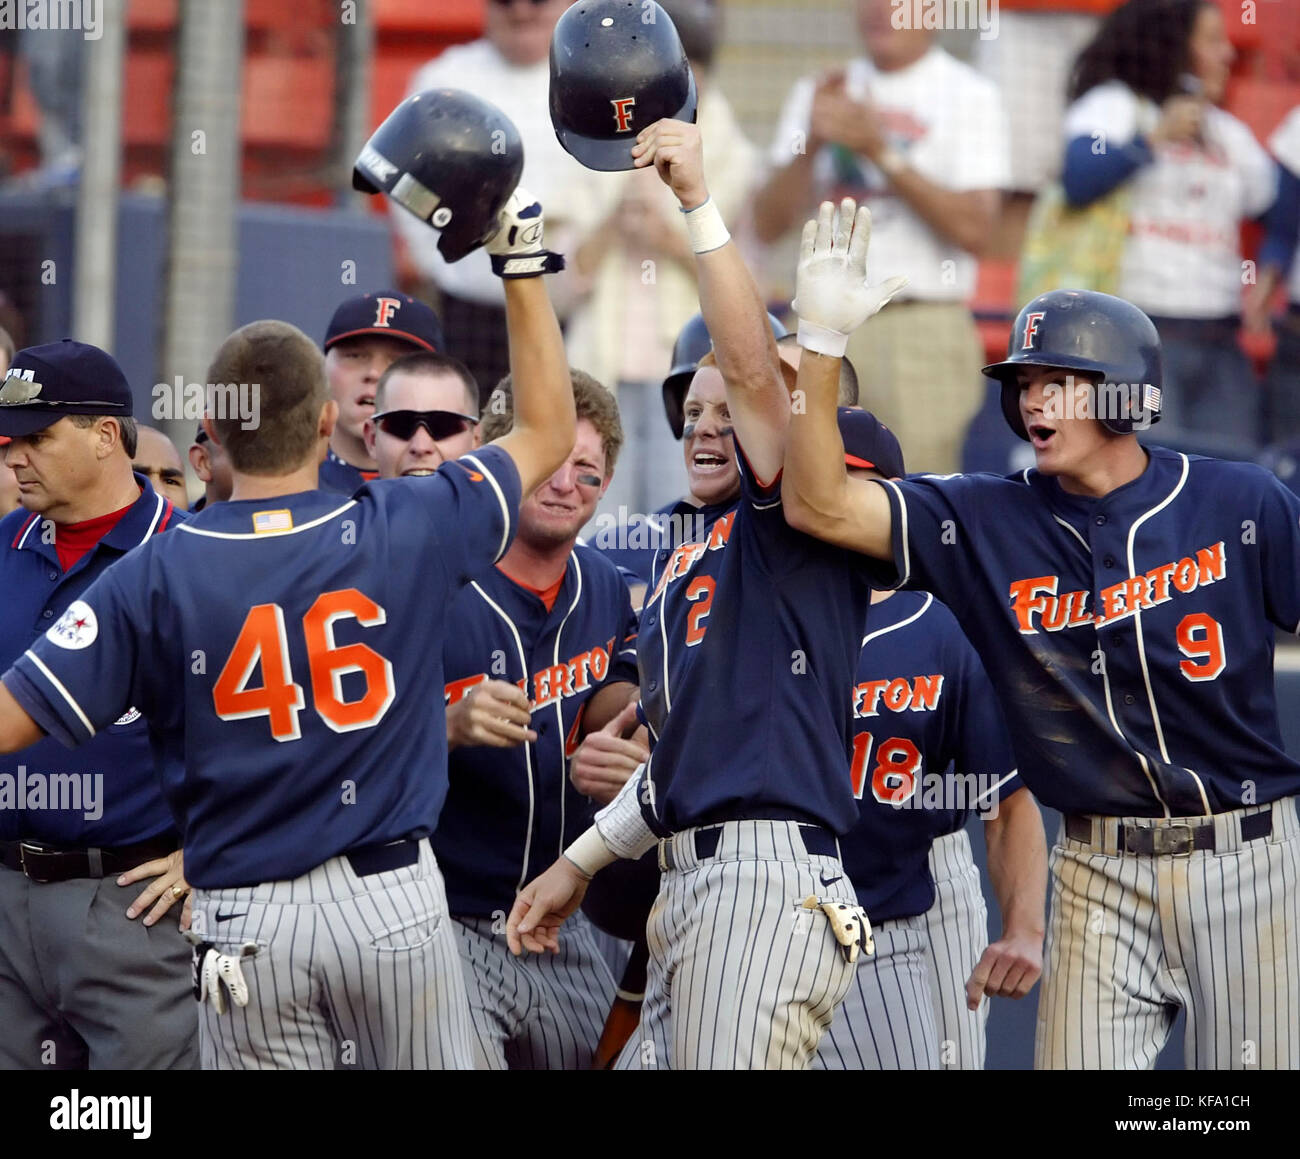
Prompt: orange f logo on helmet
<box><xmin>1021</xmin><ymin>311</ymin><xmax>1046</xmax><ymax>350</ymax></box>
<box><xmin>611</xmin><ymin>98</ymin><xmax>636</xmax><ymax>133</ymax></box>
<box><xmin>373</xmin><ymin>297</ymin><xmax>401</xmax><ymax>328</ymax></box>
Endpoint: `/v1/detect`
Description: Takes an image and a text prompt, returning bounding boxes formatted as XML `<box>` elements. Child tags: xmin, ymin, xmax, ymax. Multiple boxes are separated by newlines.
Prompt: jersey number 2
<box><xmin>212</xmin><ymin>590</ymin><xmax>396</xmax><ymax>741</ymax></box>
<box><xmin>850</xmin><ymin>732</ymin><xmax>923</xmax><ymax>804</ymax></box>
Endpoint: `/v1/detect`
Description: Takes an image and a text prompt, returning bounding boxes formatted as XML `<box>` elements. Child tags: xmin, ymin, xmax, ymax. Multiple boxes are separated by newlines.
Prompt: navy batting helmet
<box><xmin>549</xmin><ymin>0</ymin><xmax>698</xmax><ymax>172</ymax></box>
<box><xmin>663</xmin><ymin>311</ymin><xmax>788</xmax><ymax>439</ymax></box>
<box><xmin>982</xmin><ymin>290</ymin><xmax>1163</xmax><ymax>439</ymax></box>
<box><xmin>353</xmin><ymin>89</ymin><xmax>524</xmax><ymax>264</ymax></box>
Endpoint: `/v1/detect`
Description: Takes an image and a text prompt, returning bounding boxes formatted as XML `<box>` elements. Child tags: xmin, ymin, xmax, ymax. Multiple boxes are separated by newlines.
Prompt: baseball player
<box><xmin>132</xmin><ymin>425</ymin><xmax>190</xmax><ymax>509</ymax></box>
<box><xmin>814</xmin><ymin>416</ymin><xmax>1046</xmax><ymax>1069</ymax></box>
<box><xmin>318</xmin><ymin>290</ymin><xmax>446</xmax><ymax>495</ymax></box>
<box><xmin>782</xmin><ymin>197</ymin><xmax>1300</xmax><ymax>1069</ymax></box>
<box><xmin>0</xmin><ymin>340</ymin><xmax>194</xmax><ymax>1070</ymax></box>
<box><xmin>0</xmin><ymin>172</ymin><xmax>577</xmax><ymax>1069</ymax></box>
<box><xmin>506</xmin><ymin>118</ymin><xmax>881</xmax><ymax>1071</ymax></box>
<box><xmin>413</xmin><ymin>370</ymin><xmax>638</xmax><ymax>1070</ymax></box>
<box><xmin>594</xmin><ymin>314</ymin><xmax>858</xmax><ymax>589</ymax></box>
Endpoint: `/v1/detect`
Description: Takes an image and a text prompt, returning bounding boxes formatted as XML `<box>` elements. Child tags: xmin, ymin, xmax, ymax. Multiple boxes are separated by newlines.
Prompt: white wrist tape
<box><xmin>681</xmin><ymin>197</ymin><xmax>731</xmax><ymax>255</ymax></box>
<box><xmin>563</xmin><ymin>826</ymin><xmax>618</xmax><ymax>879</ymax></box>
<box><xmin>594</xmin><ymin>767</ymin><xmax>660</xmax><ymax>860</ymax></box>
<box><xmin>797</xmin><ymin>319</ymin><xmax>849</xmax><ymax>359</ymax></box>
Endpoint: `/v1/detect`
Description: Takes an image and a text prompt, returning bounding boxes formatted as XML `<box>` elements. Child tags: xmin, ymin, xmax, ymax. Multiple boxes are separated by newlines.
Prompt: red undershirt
<box><xmin>55</xmin><ymin>500</ymin><xmax>136</xmax><ymax>571</ymax></box>
<box><xmin>498</xmin><ymin>564</ymin><xmax>564</xmax><ymax>613</ymax></box>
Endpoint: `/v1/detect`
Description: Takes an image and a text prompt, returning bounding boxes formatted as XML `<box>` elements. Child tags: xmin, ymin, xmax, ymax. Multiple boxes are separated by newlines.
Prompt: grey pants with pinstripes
<box><xmin>615</xmin><ymin>820</ymin><xmax>859</xmax><ymax>1070</ymax></box>
<box><xmin>455</xmin><ymin>910</ymin><xmax>616</xmax><ymax>1070</ymax></box>
<box><xmin>189</xmin><ymin>840</ymin><xmax>473</xmax><ymax>1070</ymax></box>
<box><xmin>922</xmin><ymin>828</ymin><xmax>990</xmax><ymax>1069</ymax></box>
<box><xmin>814</xmin><ymin>913</ymin><xmax>940</xmax><ymax>1069</ymax></box>
<box><xmin>1035</xmin><ymin>797</ymin><xmax>1300</xmax><ymax>1069</ymax></box>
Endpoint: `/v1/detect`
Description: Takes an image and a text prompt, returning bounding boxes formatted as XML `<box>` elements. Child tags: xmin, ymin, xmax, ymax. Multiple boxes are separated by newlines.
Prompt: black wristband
<box><xmin>491</xmin><ymin>251</ymin><xmax>566</xmax><ymax>279</ymax></box>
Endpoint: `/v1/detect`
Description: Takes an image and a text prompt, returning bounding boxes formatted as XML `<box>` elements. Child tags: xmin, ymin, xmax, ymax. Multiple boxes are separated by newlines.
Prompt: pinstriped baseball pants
<box><xmin>1035</xmin><ymin>798</ymin><xmax>1300</xmax><ymax>1069</ymax></box>
<box><xmin>455</xmin><ymin>911</ymin><xmax>615</xmax><ymax>1070</ymax></box>
<box><xmin>189</xmin><ymin>840</ymin><xmax>473</xmax><ymax>1070</ymax></box>
<box><xmin>615</xmin><ymin>820</ymin><xmax>859</xmax><ymax>1070</ymax></box>
<box><xmin>814</xmin><ymin>913</ymin><xmax>939</xmax><ymax>1069</ymax></box>
<box><xmin>922</xmin><ymin>828</ymin><xmax>990</xmax><ymax>1069</ymax></box>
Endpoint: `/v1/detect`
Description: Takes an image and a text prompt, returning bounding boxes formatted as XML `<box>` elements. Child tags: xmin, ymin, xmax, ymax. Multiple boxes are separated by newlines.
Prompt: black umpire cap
<box><xmin>550</xmin><ymin>0</ymin><xmax>698</xmax><ymax>172</ymax></box>
<box><xmin>0</xmin><ymin>339</ymin><xmax>133</xmax><ymax>438</ymax></box>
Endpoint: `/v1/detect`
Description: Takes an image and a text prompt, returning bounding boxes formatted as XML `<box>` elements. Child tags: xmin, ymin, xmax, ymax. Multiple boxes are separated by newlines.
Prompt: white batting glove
<box><xmin>484</xmin><ymin>186</ymin><xmax>565</xmax><ymax>278</ymax></box>
<box><xmin>791</xmin><ymin>198</ymin><xmax>908</xmax><ymax>358</ymax></box>
<box><xmin>185</xmin><ymin>933</ymin><xmax>256</xmax><ymax>1015</ymax></box>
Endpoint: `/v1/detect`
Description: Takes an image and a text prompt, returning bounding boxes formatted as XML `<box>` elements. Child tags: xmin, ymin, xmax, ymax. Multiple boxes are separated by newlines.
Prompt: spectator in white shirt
<box><xmin>1060</xmin><ymin>0</ymin><xmax>1275</xmax><ymax>446</ymax></box>
<box><xmin>392</xmin><ymin>0</ymin><xmax>612</xmax><ymax>398</ymax></box>
<box><xmin>752</xmin><ymin>0</ymin><xmax>1009</xmax><ymax>474</ymax></box>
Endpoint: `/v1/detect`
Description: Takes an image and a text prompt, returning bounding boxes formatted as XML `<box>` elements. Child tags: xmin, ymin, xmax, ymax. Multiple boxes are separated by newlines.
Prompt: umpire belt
<box><xmin>1064</xmin><ymin>803</ymin><xmax>1280</xmax><ymax>857</ymax></box>
<box><xmin>658</xmin><ymin>820</ymin><xmax>840</xmax><ymax>872</ymax></box>
<box><xmin>0</xmin><ymin>835</ymin><xmax>179</xmax><ymax>884</ymax></box>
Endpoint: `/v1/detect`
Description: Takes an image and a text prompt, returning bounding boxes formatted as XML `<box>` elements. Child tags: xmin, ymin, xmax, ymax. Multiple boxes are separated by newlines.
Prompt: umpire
<box><xmin>0</xmin><ymin>340</ymin><xmax>196</xmax><ymax>1069</ymax></box>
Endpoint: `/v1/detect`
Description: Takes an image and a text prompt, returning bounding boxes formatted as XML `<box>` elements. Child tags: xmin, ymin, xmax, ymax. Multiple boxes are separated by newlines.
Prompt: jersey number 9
<box><xmin>212</xmin><ymin>589</ymin><xmax>396</xmax><ymax>742</ymax></box>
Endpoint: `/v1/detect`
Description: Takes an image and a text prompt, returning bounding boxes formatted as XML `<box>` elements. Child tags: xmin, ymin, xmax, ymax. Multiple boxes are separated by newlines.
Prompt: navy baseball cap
<box><xmin>0</xmin><ymin>339</ymin><xmax>133</xmax><ymax>438</ymax></box>
<box><xmin>838</xmin><ymin>407</ymin><xmax>905</xmax><ymax>478</ymax></box>
<box><xmin>323</xmin><ymin>291</ymin><xmax>444</xmax><ymax>353</ymax></box>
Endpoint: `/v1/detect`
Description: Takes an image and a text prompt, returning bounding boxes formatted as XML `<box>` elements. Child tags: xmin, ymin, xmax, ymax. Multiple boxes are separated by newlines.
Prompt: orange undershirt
<box><xmin>55</xmin><ymin>500</ymin><xmax>135</xmax><ymax>571</ymax></box>
<box><xmin>498</xmin><ymin>564</ymin><xmax>565</xmax><ymax>612</ymax></box>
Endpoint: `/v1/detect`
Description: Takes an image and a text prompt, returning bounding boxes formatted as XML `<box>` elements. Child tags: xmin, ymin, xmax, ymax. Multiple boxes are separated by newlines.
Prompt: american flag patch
<box><xmin>1144</xmin><ymin>384</ymin><xmax>1162</xmax><ymax>412</ymax></box>
<box><xmin>252</xmin><ymin>509</ymin><xmax>293</xmax><ymax>534</ymax></box>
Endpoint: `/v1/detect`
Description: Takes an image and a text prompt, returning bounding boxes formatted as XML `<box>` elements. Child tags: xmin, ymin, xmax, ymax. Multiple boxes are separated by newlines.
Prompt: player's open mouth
<box><xmin>358</xmin><ymin>394</ymin><xmax>374</xmax><ymax>408</ymax></box>
<box><xmin>692</xmin><ymin>452</ymin><xmax>728</xmax><ymax>474</ymax></box>
<box><xmin>1028</xmin><ymin>424</ymin><xmax>1056</xmax><ymax>449</ymax></box>
<box><xmin>402</xmin><ymin>468</ymin><xmax>435</xmax><ymax>476</ymax></box>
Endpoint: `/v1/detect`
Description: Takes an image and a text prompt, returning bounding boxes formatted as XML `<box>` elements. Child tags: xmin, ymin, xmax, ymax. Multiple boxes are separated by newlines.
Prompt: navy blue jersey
<box><xmin>840</xmin><ymin>591</ymin><xmax>1020</xmax><ymax>921</ymax></box>
<box><xmin>588</xmin><ymin>498</ymin><xmax>732</xmax><ymax>584</ymax></box>
<box><xmin>4</xmin><ymin>448</ymin><xmax>521</xmax><ymax>888</ymax></box>
<box><xmin>434</xmin><ymin>544</ymin><xmax>639</xmax><ymax>916</ymax></box>
<box><xmin>317</xmin><ymin>447</ymin><xmax>377</xmax><ymax>496</ymax></box>
<box><xmin>635</xmin><ymin>449</ymin><xmax>875</xmax><ymax>835</ymax></box>
<box><xmin>0</xmin><ymin>480</ymin><xmax>182</xmax><ymax>846</ymax></box>
<box><xmin>869</xmin><ymin>447</ymin><xmax>1300</xmax><ymax>817</ymax></box>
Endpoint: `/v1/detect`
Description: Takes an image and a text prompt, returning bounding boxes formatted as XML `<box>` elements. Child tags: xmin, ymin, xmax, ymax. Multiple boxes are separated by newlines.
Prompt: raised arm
<box><xmin>781</xmin><ymin>199</ymin><xmax>904</xmax><ymax>559</ymax></box>
<box><xmin>632</xmin><ymin>120</ymin><xmax>788</xmax><ymax>484</ymax></box>
<box><xmin>483</xmin><ymin>190</ymin><xmax>578</xmax><ymax>496</ymax></box>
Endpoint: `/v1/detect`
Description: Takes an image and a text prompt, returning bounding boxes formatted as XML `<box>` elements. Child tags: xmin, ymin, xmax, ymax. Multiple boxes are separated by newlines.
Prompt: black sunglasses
<box><xmin>372</xmin><ymin>409</ymin><xmax>478</xmax><ymax>442</ymax></box>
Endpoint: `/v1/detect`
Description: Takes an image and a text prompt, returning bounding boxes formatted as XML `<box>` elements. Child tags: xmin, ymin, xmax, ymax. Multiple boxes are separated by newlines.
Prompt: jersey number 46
<box><xmin>212</xmin><ymin>590</ymin><xmax>395</xmax><ymax>742</ymax></box>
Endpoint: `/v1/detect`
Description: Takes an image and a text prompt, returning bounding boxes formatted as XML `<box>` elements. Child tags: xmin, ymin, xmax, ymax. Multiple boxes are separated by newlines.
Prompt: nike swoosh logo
<box><xmin>214</xmin><ymin>912</ymin><xmax>248</xmax><ymax>923</ymax></box>
<box><xmin>819</xmin><ymin>874</ymin><xmax>842</xmax><ymax>888</ymax></box>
